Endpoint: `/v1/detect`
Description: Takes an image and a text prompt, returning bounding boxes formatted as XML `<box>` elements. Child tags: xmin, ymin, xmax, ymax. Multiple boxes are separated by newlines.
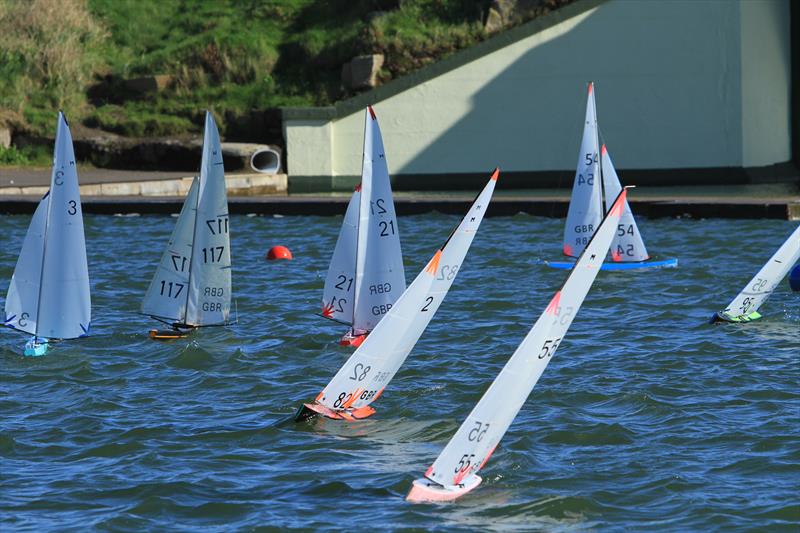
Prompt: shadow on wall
<box><xmin>392</xmin><ymin>1</ymin><xmax>752</xmax><ymax>190</ymax></box>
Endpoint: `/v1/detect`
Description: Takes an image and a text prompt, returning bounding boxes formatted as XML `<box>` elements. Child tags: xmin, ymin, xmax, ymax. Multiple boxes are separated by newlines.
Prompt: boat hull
<box><xmin>149</xmin><ymin>328</ymin><xmax>192</xmax><ymax>340</ymax></box>
<box><xmin>293</xmin><ymin>402</ymin><xmax>376</xmax><ymax>422</ymax></box>
<box><xmin>710</xmin><ymin>310</ymin><xmax>762</xmax><ymax>324</ymax></box>
<box><xmin>23</xmin><ymin>337</ymin><xmax>48</xmax><ymax>357</ymax></box>
<box><xmin>406</xmin><ymin>475</ymin><xmax>482</xmax><ymax>503</ymax></box>
<box><xmin>546</xmin><ymin>258</ymin><xmax>678</xmax><ymax>271</ymax></box>
<box><xmin>338</xmin><ymin>331</ymin><xmax>367</xmax><ymax>348</ymax></box>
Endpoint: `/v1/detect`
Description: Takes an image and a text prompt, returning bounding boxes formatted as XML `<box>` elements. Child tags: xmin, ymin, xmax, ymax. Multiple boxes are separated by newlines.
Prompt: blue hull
<box><xmin>547</xmin><ymin>258</ymin><xmax>678</xmax><ymax>271</ymax></box>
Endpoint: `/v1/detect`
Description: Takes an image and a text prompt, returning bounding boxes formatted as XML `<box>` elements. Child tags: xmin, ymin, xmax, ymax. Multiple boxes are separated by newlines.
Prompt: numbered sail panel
<box><xmin>5</xmin><ymin>194</ymin><xmax>49</xmax><ymax>336</ymax></box>
<box><xmin>420</xmin><ymin>188</ymin><xmax>628</xmax><ymax>494</ymax></box>
<box><xmin>186</xmin><ymin>112</ymin><xmax>232</xmax><ymax>326</ymax></box>
<box><xmin>322</xmin><ymin>188</ymin><xmax>360</xmax><ymax>324</ymax></box>
<box><xmin>142</xmin><ymin>177</ymin><xmax>199</xmax><ymax>323</ymax></box>
<box><xmin>312</xmin><ymin>172</ymin><xmax>498</xmax><ymax>417</ymax></box>
<box><xmin>353</xmin><ymin>106</ymin><xmax>405</xmax><ymax>333</ymax></box>
<box><xmin>23</xmin><ymin>113</ymin><xmax>91</xmax><ymax>340</ymax></box>
<box><xmin>600</xmin><ymin>145</ymin><xmax>649</xmax><ymax>262</ymax></box>
<box><xmin>563</xmin><ymin>82</ymin><xmax>602</xmax><ymax>258</ymax></box>
<box><xmin>718</xmin><ymin>224</ymin><xmax>800</xmax><ymax>321</ymax></box>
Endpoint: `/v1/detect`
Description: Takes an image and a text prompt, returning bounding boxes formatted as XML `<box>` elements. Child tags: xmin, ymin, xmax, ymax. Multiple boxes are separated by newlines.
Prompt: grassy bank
<box><xmin>1</xmin><ymin>0</ymin><xmax>566</xmax><ymax>149</ymax></box>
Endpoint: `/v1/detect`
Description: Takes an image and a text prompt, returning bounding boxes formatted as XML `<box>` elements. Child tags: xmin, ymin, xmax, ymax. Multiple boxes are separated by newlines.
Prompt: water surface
<box><xmin>1</xmin><ymin>213</ymin><xmax>798</xmax><ymax>531</ymax></box>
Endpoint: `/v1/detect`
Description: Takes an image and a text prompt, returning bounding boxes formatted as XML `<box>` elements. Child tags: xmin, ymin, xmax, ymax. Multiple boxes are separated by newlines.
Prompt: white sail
<box><xmin>409</xmin><ymin>188</ymin><xmax>629</xmax><ymax>502</ymax></box>
<box><xmin>5</xmin><ymin>194</ymin><xmax>48</xmax><ymax>335</ymax></box>
<box><xmin>563</xmin><ymin>82</ymin><xmax>602</xmax><ymax>258</ymax></box>
<box><xmin>601</xmin><ymin>144</ymin><xmax>649</xmax><ymax>262</ymax></box>
<box><xmin>5</xmin><ymin>112</ymin><xmax>91</xmax><ymax>340</ymax></box>
<box><xmin>321</xmin><ymin>187</ymin><xmax>360</xmax><ymax>323</ymax></box>
<box><xmin>185</xmin><ymin>112</ymin><xmax>232</xmax><ymax>326</ymax></box>
<box><xmin>141</xmin><ymin>177</ymin><xmax>200</xmax><ymax>322</ymax></box>
<box><xmin>312</xmin><ymin>170</ymin><xmax>499</xmax><ymax>416</ymax></box>
<box><xmin>352</xmin><ymin>106</ymin><xmax>405</xmax><ymax>333</ymax></box>
<box><xmin>718</xmin><ymin>224</ymin><xmax>800</xmax><ymax>321</ymax></box>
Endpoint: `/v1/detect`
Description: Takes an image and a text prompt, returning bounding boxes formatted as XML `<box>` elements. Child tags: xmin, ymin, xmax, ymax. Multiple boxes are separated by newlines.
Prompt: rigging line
<box><xmin>34</xmin><ymin>136</ymin><xmax>62</xmax><ymax>341</ymax></box>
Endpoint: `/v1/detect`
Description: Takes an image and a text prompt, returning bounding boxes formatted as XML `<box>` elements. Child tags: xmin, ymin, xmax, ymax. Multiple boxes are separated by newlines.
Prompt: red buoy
<box><xmin>266</xmin><ymin>246</ymin><xmax>292</xmax><ymax>260</ymax></box>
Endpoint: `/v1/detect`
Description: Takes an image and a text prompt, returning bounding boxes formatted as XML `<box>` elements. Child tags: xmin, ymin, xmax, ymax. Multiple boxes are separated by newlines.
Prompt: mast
<box><xmin>593</xmin><ymin>83</ymin><xmax>606</xmax><ymax>215</ymax></box>
<box><xmin>181</xmin><ymin>173</ymin><xmax>202</xmax><ymax>326</ymax></box>
<box><xmin>351</xmin><ymin>110</ymin><xmax>369</xmax><ymax>334</ymax></box>
<box><xmin>33</xmin><ymin>114</ymin><xmax>64</xmax><ymax>340</ymax></box>
<box><xmin>33</xmin><ymin>190</ymin><xmax>51</xmax><ymax>340</ymax></box>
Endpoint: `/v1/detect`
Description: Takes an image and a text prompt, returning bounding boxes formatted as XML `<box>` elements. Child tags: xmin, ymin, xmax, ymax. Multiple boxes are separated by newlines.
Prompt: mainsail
<box><xmin>299</xmin><ymin>169</ymin><xmax>499</xmax><ymax>421</ymax></box>
<box><xmin>563</xmin><ymin>82</ymin><xmax>602</xmax><ymax>258</ymax></box>
<box><xmin>321</xmin><ymin>106</ymin><xmax>404</xmax><ymax>334</ymax></box>
<box><xmin>715</xmin><ymin>224</ymin><xmax>800</xmax><ymax>322</ymax></box>
<box><xmin>141</xmin><ymin>111</ymin><xmax>231</xmax><ymax>327</ymax></box>
<box><xmin>4</xmin><ymin>112</ymin><xmax>91</xmax><ymax>340</ymax></box>
<box><xmin>601</xmin><ymin>144</ymin><xmax>649</xmax><ymax>262</ymax></box>
<box><xmin>408</xmin><ymin>188</ymin><xmax>630</xmax><ymax>503</ymax></box>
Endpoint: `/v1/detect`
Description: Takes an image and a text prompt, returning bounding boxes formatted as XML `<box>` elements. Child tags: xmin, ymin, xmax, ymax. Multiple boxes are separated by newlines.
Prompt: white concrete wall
<box><xmin>286</xmin><ymin>0</ymin><xmax>791</xmax><ymax>179</ymax></box>
<box><xmin>740</xmin><ymin>0</ymin><xmax>791</xmax><ymax>167</ymax></box>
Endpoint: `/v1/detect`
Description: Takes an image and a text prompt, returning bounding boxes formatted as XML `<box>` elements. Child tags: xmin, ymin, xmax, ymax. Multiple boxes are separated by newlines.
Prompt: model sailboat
<box><xmin>297</xmin><ymin>169</ymin><xmax>499</xmax><ymax>422</ymax></box>
<box><xmin>4</xmin><ymin>112</ymin><xmax>91</xmax><ymax>356</ymax></box>
<box><xmin>407</xmin><ymin>187</ymin><xmax>630</xmax><ymax>503</ymax></box>
<box><xmin>712</xmin><ymin>224</ymin><xmax>800</xmax><ymax>323</ymax></box>
<box><xmin>142</xmin><ymin>111</ymin><xmax>232</xmax><ymax>338</ymax></box>
<box><xmin>550</xmin><ymin>82</ymin><xmax>676</xmax><ymax>271</ymax></box>
<box><xmin>321</xmin><ymin>106</ymin><xmax>405</xmax><ymax>347</ymax></box>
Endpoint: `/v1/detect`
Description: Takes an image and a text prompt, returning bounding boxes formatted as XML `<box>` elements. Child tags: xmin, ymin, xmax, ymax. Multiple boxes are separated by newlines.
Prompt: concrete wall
<box><xmin>284</xmin><ymin>0</ymin><xmax>792</xmax><ymax>189</ymax></box>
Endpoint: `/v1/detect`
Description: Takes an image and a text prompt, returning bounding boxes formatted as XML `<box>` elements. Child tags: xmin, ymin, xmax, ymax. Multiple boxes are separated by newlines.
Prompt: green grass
<box><xmin>3</xmin><ymin>0</ymin><xmax>558</xmax><ymax>139</ymax></box>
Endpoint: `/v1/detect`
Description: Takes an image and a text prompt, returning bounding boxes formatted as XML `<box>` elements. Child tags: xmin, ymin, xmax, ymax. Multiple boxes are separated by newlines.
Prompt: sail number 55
<box><xmin>538</xmin><ymin>337</ymin><xmax>561</xmax><ymax>359</ymax></box>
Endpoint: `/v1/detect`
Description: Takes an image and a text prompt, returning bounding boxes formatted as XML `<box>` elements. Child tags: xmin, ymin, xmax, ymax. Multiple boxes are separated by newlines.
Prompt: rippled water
<box><xmin>1</xmin><ymin>212</ymin><xmax>798</xmax><ymax>531</ymax></box>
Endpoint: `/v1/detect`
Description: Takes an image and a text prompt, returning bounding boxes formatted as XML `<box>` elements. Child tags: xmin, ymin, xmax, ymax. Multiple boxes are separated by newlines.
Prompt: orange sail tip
<box><xmin>563</xmin><ymin>244</ymin><xmax>573</xmax><ymax>257</ymax></box>
<box><xmin>588</xmin><ymin>82</ymin><xmax>594</xmax><ymax>94</ymax></box>
<box><xmin>367</xmin><ymin>105</ymin><xmax>376</xmax><ymax>120</ymax></box>
<box><xmin>545</xmin><ymin>291</ymin><xmax>562</xmax><ymax>315</ymax></box>
<box><xmin>354</xmin><ymin>183</ymin><xmax>362</xmax><ymax>192</ymax></box>
<box><xmin>315</xmin><ymin>391</ymin><xmax>324</xmax><ymax>402</ymax></box>
<box><xmin>490</xmin><ymin>168</ymin><xmax>500</xmax><ymax>181</ymax></box>
<box><xmin>453</xmin><ymin>466</ymin><xmax>472</xmax><ymax>485</ymax></box>
<box><xmin>478</xmin><ymin>444</ymin><xmax>497</xmax><ymax>470</ymax></box>
<box><xmin>611</xmin><ymin>250</ymin><xmax>622</xmax><ymax>262</ymax></box>
<box><xmin>424</xmin><ymin>250</ymin><xmax>442</xmax><ymax>276</ymax></box>
<box><xmin>601</xmin><ymin>144</ymin><xmax>607</xmax><ymax>155</ymax></box>
<box><xmin>610</xmin><ymin>190</ymin><xmax>627</xmax><ymax>217</ymax></box>
<box><xmin>424</xmin><ymin>465</ymin><xmax>434</xmax><ymax>477</ymax></box>
<box><xmin>321</xmin><ymin>303</ymin><xmax>334</xmax><ymax>318</ymax></box>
